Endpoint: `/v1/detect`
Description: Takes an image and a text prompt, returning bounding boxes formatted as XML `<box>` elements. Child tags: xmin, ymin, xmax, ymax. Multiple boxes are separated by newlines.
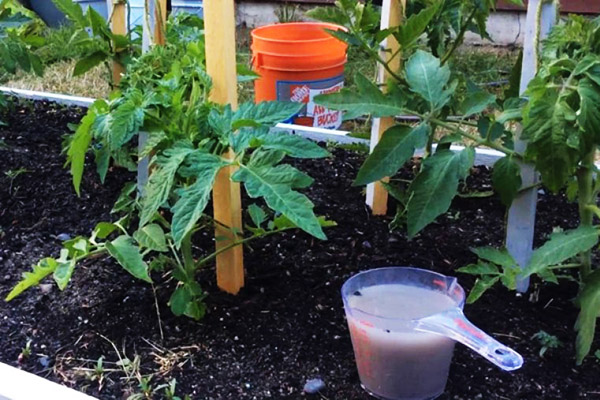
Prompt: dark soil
<box><xmin>1</xmin><ymin>101</ymin><xmax>598</xmax><ymax>400</ymax></box>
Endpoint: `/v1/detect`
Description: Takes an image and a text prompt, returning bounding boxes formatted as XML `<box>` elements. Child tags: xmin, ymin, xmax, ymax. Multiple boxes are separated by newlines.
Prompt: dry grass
<box><xmin>4</xmin><ymin>60</ymin><xmax>111</xmax><ymax>99</ymax></box>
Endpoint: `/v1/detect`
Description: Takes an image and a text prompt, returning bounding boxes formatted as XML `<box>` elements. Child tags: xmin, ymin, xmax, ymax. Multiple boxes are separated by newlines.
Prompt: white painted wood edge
<box><xmin>0</xmin><ymin>87</ymin><xmax>508</xmax><ymax>166</ymax></box>
<box><xmin>0</xmin><ymin>362</ymin><xmax>96</xmax><ymax>400</ymax></box>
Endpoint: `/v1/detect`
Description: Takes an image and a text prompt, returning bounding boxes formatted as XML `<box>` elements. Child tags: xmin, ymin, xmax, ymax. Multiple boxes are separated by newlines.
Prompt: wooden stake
<box><xmin>204</xmin><ymin>0</ymin><xmax>244</xmax><ymax>294</ymax></box>
<box><xmin>108</xmin><ymin>0</ymin><xmax>127</xmax><ymax>85</ymax></box>
<box><xmin>154</xmin><ymin>0</ymin><xmax>167</xmax><ymax>46</ymax></box>
<box><xmin>506</xmin><ymin>0</ymin><xmax>557</xmax><ymax>292</ymax></box>
<box><xmin>365</xmin><ymin>0</ymin><xmax>404</xmax><ymax>215</ymax></box>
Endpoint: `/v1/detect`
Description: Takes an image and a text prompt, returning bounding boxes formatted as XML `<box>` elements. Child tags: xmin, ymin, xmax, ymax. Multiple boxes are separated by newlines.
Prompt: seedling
<box><xmin>4</xmin><ymin>168</ymin><xmax>29</xmax><ymax>194</ymax></box>
<box><xmin>532</xmin><ymin>331</ymin><xmax>562</xmax><ymax>358</ymax></box>
<box><xmin>17</xmin><ymin>339</ymin><xmax>32</xmax><ymax>363</ymax></box>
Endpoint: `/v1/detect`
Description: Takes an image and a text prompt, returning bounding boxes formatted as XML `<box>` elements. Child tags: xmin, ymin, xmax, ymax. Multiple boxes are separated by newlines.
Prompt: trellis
<box><xmin>369</xmin><ymin>0</ymin><xmax>558</xmax><ymax>292</ymax></box>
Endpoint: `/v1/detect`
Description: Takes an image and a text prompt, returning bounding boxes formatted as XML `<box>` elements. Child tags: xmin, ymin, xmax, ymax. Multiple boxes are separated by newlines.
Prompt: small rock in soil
<box><xmin>38</xmin><ymin>356</ymin><xmax>50</xmax><ymax>368</ymax></box>
<box><xmin>303</xmin><ymin>378</ymin><xmax>326</xmax><ymax>394</ymax></box>
<box><xmin>56</xmin><ymin>233</ymin><xmax>72</xmax><ymax>241</ymax></box>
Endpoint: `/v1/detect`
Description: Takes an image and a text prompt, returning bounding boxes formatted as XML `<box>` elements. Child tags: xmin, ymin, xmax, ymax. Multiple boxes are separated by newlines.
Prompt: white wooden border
<box><xmin>0</xmin><ymin>87</ymin><xmax>513</xmax><ymax>168</ymax></box>
<box><xmin>0</xmin><ymin>362</ymin><xmax>96</xmax><ymax>400</ymax></box>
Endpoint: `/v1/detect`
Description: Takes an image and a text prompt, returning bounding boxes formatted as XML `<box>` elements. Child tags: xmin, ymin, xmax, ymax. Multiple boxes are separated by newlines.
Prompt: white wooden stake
<box><xmin>506</xmin><ymin>0</ymin><xmax>557</xmax><ymax>292</ymax></box>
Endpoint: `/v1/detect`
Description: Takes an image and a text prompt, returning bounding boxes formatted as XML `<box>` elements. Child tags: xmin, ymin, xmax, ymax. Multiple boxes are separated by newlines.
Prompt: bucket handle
<box><xmin>416</xmin><ymin>308</ymin><xmax>523</xmax><ymax>371</ymax></box>
<box><xmin>252</xmin><ymin>52</ymin><xmax>263</xmax><ymax>69</ymax></box>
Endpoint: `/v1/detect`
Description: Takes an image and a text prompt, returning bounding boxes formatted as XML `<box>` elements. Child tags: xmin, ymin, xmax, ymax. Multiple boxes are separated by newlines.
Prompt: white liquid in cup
<box><xmin>346</xmin><ymin>284</ymin><xmax>457</xmax><ymax>400</ymax></box>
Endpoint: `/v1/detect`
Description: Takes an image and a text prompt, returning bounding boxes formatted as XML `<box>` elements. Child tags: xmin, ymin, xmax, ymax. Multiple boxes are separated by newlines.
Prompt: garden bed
<box><xmin>0</xmin><ymin>100</ymin><xmax>598</xmax><ymax>399</ymax></box>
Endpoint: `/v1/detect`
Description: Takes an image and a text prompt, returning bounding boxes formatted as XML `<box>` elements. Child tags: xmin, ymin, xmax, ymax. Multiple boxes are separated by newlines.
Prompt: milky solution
<box><xmin>346</xmin><ymin>284</ymin><xmax>457</xmax><ymax>400</ymax></box>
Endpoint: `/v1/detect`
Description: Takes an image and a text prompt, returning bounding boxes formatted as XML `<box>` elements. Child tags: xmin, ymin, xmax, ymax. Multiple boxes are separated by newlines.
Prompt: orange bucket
<box><xmin>251</xmin><ymin>22</ymin><xmax>348</xmax><ymax>129</ymax></box>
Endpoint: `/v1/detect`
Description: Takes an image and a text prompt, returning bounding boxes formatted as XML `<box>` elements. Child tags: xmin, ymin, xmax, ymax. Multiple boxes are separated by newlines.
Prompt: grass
<box><xmin>5</xmin><ymin>59</ymin><xmax>111</xmax><ymax>98</ymax></box>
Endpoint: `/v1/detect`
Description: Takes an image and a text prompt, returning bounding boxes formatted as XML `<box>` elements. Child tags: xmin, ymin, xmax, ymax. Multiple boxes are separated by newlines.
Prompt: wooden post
<box><xmin>154</xmin><ymin>0</ymin><xmax>167</xmax><ymax>46</ymax></box>
<box><xmin>506</xmin><ymin>0</ymin><xmax>557</xmax><ymax>292</ymax></box>
<box><xmin>365</xmin><ymin>0</ymin><xmax>404</xmax><ymax>215</ymax></box>
<box><xmin>204</xmin><ymin>0</ymin><xmax>245</xmax><ymax>294</ymax></box>
<box><xmin>107</xmin><ymin>0</ymin><xmax>127</xmax><ymax>85</ymax></box>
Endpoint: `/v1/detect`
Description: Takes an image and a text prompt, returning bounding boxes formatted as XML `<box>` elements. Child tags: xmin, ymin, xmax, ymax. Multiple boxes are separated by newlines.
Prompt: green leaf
<box><xmin>314</xmin><ymin>73</ymin><xmax>404</xmax><ymax>119</ymax></box>
<box><xmin>140</xmin><ymin>145</ymin><xmax>195</xmax><ymax>227</ymax></box>
<box><xmin>237</xmin><ymin>63</ymin><xmax>260</xmax><ymax>82</ymax></box>
<box><xmin>67</xmin><ymin>107</ymin><xmax>95</xmax><ymax>196</ymax></box>
<box><xmin>575</xmin><ymin>270</ymin><xmax>600</xmax><ymax>364</ymax></box>
<box><xmin>53</xmin><ymin>260</ymin><xmax>76</xmax><ymax>290</ymax></box>
<box><xmin>252</xmin><ymin>133</ymin><xmax>330</xmax><ymax>159</ymax></box>
<box><xmin>248</xmin><ymin>204</ymin><xmax>267</xmax><ymax>228</ymax></box>
<box><xmin>51</xmin><ymin>0</ymin><xmax>87</xmax><ymax>28</ymax></box>
<box><xmin>104</xmin><ymin>91</ymin><xmax>147</xmax><ymax>150</ymax></box>
<box><xmin>471</xmin><ymin>247</ymin><xmax>516</xmax><ymax>268</ymax></box>
<box><xmin>405</xmin><ymin>50</ymin><xmax>452</xmax><ymax>111</ymax></box>
<box><xmin>354</xmin><ymin>123</ymin><xmax>429</xmax><ymax>186</ymax></box>
<box><xmin>524</xmin><ymin>227</ymin><xmax>599</xmax><ymax>278</ymax></box>
<box><xmin>105</xmin><ymin>235</ymin><xmax>152</xmax><ymax>283</ymax></box>
<box><xmin>523</xmin><ymin>91</ymin><xmax>579</xmax><ymax>192</ymax></box>
<box><xmin>134</xmin><ymin>224</ymin><xmax>168</xmax><ymax>252</ymax></box>
<box><xmin>492</xmin><ymin>156</ymin><xmax>522</xmax><ymax>206</ymax></box>
<box><xmin>466</xmin><ymin>276</ymin><xmax>500</xmax><ymax>304</ymax></box>
<box><xmin>406</xmin><ymin>148</ymin><xmax>474</xmax><ymax>237</ymax></box>
<box><xmin>577</xmin><ymin>78</ymin><xmax>600</xmax><ymax>141</ymax></box>
<box><xmin>457</xmin><ymin>262</ymin><xmax>499</xmax><ymax>276</ymax></box>
<box><xmin>93</xmin><ymin>222</ymin><xmax>117</xmax><ymax>240</ymax></box>
<box><xmin>233</xmin><ymin>164</ymin><xmax>326</xmax><ymax>240</ymax></box>
<box><xmin>394</xmin><ymin>3</ymin><xmax>440</xmax><ymax>48</ymax></box>
<box><xmin>504</xmin><ymin>50</ymin><xmax>523</xmax><ymax>100</ymax></box>
<box><xmin>73</xmin><ymin>50</ymin><xmax>107</xmax><ymax>76</ymax></box>
<box><xmin>169</xmin><ymin>286</ymin><xmax>191</xmax><ymax>316</ymax></box>
<box><xmin>171</xmin><ymin>153</ymin><xmax>226</xmax><ymax>247</ymax></box>
<box><xmin>458</xmin><ymin>90</ymin><xmax>496</xmax><ymax>117</ymax></box>
<box><xmin>234</xmin><ymin>101</ymin><xmax>303</xmax><ymax>128</ymax></box>
<box><xmin>5</xmin><ymin>258</ymin><xmax>58</xmax><ymax>301</ymax></box>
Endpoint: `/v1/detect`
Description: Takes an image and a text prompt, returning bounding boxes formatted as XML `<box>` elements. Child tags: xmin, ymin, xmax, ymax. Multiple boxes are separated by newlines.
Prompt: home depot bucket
<box><xmin>251</xmin><ymin>22</ymin><xmax>348</xmax><ymax>129</ymax></box>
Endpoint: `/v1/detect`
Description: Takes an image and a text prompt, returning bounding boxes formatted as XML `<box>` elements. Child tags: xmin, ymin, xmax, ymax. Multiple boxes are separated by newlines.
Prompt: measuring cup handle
<box><xmin>416</xmin><ymin>309</ymin><xmax>523</xmax><ymax>371</ymax></box>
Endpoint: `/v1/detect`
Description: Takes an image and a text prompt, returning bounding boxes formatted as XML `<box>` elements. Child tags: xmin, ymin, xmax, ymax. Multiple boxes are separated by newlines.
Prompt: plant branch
<box><xmin>441</xmin><ymin>8</ymin><xmax>478</xmax><ymax>64</ymax></box>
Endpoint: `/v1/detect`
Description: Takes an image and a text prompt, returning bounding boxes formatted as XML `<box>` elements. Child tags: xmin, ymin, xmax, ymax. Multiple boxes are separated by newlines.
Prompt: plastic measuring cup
<box><xmin>341</xmin><ymin>267</ymin><xmax>523</xmax><ymax>400</ymax></box>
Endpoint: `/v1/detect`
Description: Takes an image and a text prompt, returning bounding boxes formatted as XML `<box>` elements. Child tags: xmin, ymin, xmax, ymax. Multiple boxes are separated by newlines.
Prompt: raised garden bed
<box><xmin>1</xmin><ymin>100</ymin><xmax>599</xmax><ymax>399</ymax></box>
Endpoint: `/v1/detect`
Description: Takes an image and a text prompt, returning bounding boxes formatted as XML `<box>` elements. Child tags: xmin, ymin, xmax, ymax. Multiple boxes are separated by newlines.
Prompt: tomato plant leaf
<box><xmin>67</xmin><ymin>107</ymin><xmax>95</xmax><ymax>196</ymax></box>
<box><xmin>53</xmin><ymin>260</ymin><xmax>76</xmax><ymax>290</ymax></box>
<box><xmin>577</xmin><ymin>78</ymin><xmax>600</xmax><ymax>141</ymax></box>
<box><xmin>575</xmin><ymin>270</ymin><xmax>600</xmax><ymax>364</ymax></box>
<box><xmin>405</xmin><ymin>50</ymin><xmax>452</xmax><ymax>111</ymax></box>
<box><xmin>466</xmin><ymin>276</ymin><xmax>500</xmax><ymax>304</ymax></box>
<box><xmin>233</xmin><ymin>163</ymin><xmax>326</xmax><ymax>240</ymax></box>
<box><xmin>171</xmin><ymin>153</ymin><xmax>227</xmax><ymax>247</ymax></box>
<box><xmin>248</xmin><ymin>204</ymin><xmax>267</xmax><ymax>228</ymax></box>
<box><xmin>73</xmin><ymin>50</ymin><xmax>107</xmax><ymax>76</ymax></box>
<box><xmin>140</xmin><ymin>145</ymin><xmax>195</xmax><ymax>227</ymax></box>
<box><xmin>105</xmin><ymin>235</ymin><xmax>152</xmax><ymax>283</ymax></box>
<box><xmin>354</xmin><ymin>123</ymin><xmax>429</xmax><ymax>186</ymax></box>
<box><xmin>51</xmin><ymin>0</ymin><xmax>88</xmax><ymax>28</ymax></box>
<box><xmin>523</xmin><ymin>91</ymin><xmax>579</xmax><ymax>193</ymax></box>
<box><xmin>393</xmin><ymin>3</ymin><xmax>440</xmax><ymax>49</ymax></box>
<box><xmin>457</xmin><ymin>262</ymin><xmax>499</xmax><ymax>276</ymax></box>
<box><xmin>5</xmin><ymin>258</ymin><xmax>58</xmax><ymax>301</ymax></box>
<box><xmin>314</xmin><ymin>73</ymin><xmax>405</xmax><ymax>119</ymax></box>
<box><xmin>524</xmin><ymin>227</ymin><xmax>599</xmax><ymax>278</ymax></box>
<box><xmin>492</xmin><ymin>155</ymin><xmax>522</xmax><ymax>206</ymax></box>
<box><xmin>406</xmin><ymin>148</ymin><xmax>474</xmax><ymax>237</ymax></box>
<box><xmin>251</xmin><ymin>133</ymin><xmax>330</xmax><ymax>159</ymax></box>
<box><xmin>458</xmin><ymin>90</ymin><xmax>496</xmax><ymax>117</ymax></box>
<box><xmin>471</xmin><ymin>247</ymin><xmax>516</xmax><ymax>269</ymax></box>
<box><xmin>134</xmin><ymin>224</ymin><xmax>168</xmax><ymax>252</ymax></box>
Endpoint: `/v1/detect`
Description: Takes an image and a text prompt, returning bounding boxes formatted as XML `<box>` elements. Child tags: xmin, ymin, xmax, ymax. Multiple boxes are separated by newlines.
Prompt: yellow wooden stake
<box><xmin>109</xmin><ymin>0</ymin><xmax>127</xmax><ymax>85</ymax></box>
<box><xmin>153</xmin><ymin>0</ymin><xmax>167</xmax><ymax>46</ymax></box>
<box><xmin>366</xmin><ymin>0</ymin><xmax>404</xmax><ymax>215</ymax></box>
<box><xmin>204</xmin><ymin>0</ymin><xmax>245</xmax><ymax>294</ymax></box>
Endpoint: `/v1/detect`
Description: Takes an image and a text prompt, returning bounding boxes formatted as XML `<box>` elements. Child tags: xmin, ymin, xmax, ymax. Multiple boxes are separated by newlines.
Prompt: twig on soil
<box><xmin>151</xmin><ymin>283</ymin><xmax>165</xmax><ymax>342</ymax></box>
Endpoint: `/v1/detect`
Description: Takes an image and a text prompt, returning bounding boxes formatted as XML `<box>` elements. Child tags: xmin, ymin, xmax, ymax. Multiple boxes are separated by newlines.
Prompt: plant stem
<box><xmin>194</xmin><ymin>227</ymin><xmax>294</xmax><ymax>270</ymax></box>
<box><xmin>577</xmin><ymin>149</ymin><xmax>596</xmax><ymax>279</ymax></box>
<box><xmin>181</xmin><ymin>231</ymin><xmax>195</xmax><ymax>276</ymax></box>
<box><xmin>441</xmin><ymin>8</ymin><xmax>478</xmax><ymax>64</ymax></box>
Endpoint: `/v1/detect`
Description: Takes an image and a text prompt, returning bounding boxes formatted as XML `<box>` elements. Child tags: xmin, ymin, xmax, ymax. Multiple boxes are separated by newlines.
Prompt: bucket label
<box><xmin>276</xmin><ymin>75</ymin><xmax>344</xmax><ymax>129</ymax></box>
